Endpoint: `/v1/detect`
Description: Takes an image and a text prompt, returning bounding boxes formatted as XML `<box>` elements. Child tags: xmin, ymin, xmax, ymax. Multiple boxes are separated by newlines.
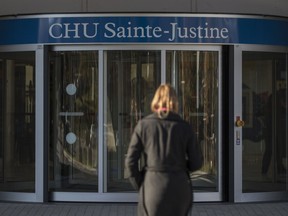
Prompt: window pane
<box><xmin>166</xmin><ymin>51</ymin><xmax>219</xmax><ymax>192</ymax></box>
<box><xmin>105</xmin><ymin>51</ymin><xmax>161</xmax><ymax>192</ymax></box>
<box><xmin>49</xmin><ymin>51</ymin><xmax>98</xmax><ymax>192</ymax></box>
<box><xmin>0</xmin><ymin>52</ymin><xmax>35</xmax><ymax>192</ymax></box>
<box><xmin>242</xmin><ymin>52</ymin><xmax>288</xmax><ymax>192</ymax></box>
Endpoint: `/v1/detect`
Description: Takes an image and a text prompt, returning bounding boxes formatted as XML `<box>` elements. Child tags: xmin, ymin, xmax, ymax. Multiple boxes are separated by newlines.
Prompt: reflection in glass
<box><xmin>242</xmin><ymin>52</ymin><xmax>288</xmax><ymax>192</ymax></box>
<box><xmin>105</xmin><ymin>51</ymin><xmax>161</xmax><ymax>192</ymax></box>
<box><xmin>0</xmin><ymin>52</ymin><xmax>35</xmax><ymax>192</ymax></box>
<box><xmin>49</xmin><ymin>51</ymin><xmax>98</xmax><ymax>191</ymax></box>
<box><xmin>166</xmin><ymin>51</ymin><xmax>219</xmax><ymax>192</ymax></box>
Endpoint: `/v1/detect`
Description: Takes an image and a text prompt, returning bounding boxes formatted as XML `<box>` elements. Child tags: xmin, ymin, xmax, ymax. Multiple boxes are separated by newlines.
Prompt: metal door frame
<box><xmin>0</xmin><ymin>44</ymin><xmax>47</xmax><ymax>202</ymax></box>
<box><xmin>49</xmin><ymin>44</ymin><xmax>223</xmax><ymax>202</ymax></box>
<box><xmin>231</xmin><ymin>44</ymin><xmax>288</xmax><ymax>202</ymax></box>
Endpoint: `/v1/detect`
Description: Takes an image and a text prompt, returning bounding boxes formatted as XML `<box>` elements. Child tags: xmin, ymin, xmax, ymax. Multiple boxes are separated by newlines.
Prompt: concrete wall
<box><xmin>0</xmin><ymin>0</ymin><xmax>287</xmax><ymax>17</ymax></box>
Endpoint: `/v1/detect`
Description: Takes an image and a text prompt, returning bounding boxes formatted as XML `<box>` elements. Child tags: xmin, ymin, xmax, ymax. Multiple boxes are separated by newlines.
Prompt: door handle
<box><xmin>235</xmin><ymin>116</ymin><xmax>245</xmax><ymax>127</ymax></box>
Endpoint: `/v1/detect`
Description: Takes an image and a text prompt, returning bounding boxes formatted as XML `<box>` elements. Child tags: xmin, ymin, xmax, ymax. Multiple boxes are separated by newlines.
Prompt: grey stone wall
<box><xmin>0</xmin><ymin>0</ymin><xmax>287</xmax><ymax>17</ymax></box>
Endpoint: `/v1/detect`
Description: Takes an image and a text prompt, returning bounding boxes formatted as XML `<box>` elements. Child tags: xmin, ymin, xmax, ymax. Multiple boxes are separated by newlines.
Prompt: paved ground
<box><xmin>0</xmin><ymin>201</ymin><xmax>288</xmax><ymax>216</ymax></box>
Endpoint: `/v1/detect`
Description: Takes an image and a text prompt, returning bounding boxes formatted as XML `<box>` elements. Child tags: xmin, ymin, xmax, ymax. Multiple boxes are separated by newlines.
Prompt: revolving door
<box><xmin>48</xmin><ymin>46</ymin><xmax>222</xmax><ymax>202</ymax></box>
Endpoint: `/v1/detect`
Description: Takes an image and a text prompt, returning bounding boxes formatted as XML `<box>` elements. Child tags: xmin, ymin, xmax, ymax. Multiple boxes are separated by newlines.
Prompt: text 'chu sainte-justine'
<box><xmin>49</xmin><ymin>22</ymin><xmax>229</xmax><ymax>41</ymax></box>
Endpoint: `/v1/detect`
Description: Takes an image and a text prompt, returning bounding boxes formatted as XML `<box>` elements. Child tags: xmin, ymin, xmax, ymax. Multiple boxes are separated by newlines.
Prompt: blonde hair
<box><xmin>151</xmin><ymin>84</ymin><xmax>179</xmax><ymax>115</ymax></box>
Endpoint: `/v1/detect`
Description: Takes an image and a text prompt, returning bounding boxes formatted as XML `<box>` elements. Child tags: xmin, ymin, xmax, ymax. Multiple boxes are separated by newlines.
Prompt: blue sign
<box><xmin>0</xmin><ymin>15</ymin><xmax>288</xmax><ymax>46</ymax></box>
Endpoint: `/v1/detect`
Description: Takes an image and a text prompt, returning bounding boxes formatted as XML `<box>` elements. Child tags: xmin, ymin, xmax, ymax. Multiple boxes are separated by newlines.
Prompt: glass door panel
<box><xmin>242</xmin><ymin>52</ymin><xmax>288</xmax><ymax>193</ymax></box>
<box><xmin>0</xmin><ymin>52</ymin><xmax>35</xmax><ymax>192</ymax></box>
<box><xmin>47</xmin><ymin>47</ymin><xmax>222</xmax><ymax>202</ymax></box>
<box><xmin>105</xmin><ymin>50</ymin><xmax>161</xmax><ymax>192</ymax></box>
<box><xmin>49</xmin><ymin>51</ymin><xmax>99</xmax><ymax>192</ymax></box>
<box><xmin>166</xmin><ymin>50</ymin><xmax>219</xmax><ymax>193</ymax></box>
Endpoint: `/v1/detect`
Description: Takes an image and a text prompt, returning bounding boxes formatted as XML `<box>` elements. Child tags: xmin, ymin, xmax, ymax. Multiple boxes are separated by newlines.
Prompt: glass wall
<box><xmin>0</xmin><ymin>52</ymin><xmax>35</xmax><ymax>192</ymax></box>
<box><xmin>166</xmin><ymin>51</ymin><xmax>219</xmax><ymax>192</ymax></box>
<box><xmin>1</xmin><ymin>44</ymin><xmax>288</xmax><ymax>203</ymax></box>
<box><xmin>48</xmin><ymin>47</ymin><xmax>221</xmax><ymax>201</ymax></box>
<box><xmin>242</xmin><ymin>52</ymin><xmax>288</xmax><ymax>192</ymax></box>
<box><xmin>49</xmin><ymin>51</ymin><xmax>99</xmax><ymax>192</ymax></box>
<box><xmin>105</xmin><ymin>50</ymin><xmax>161</xmax><ymax>192</ymax></box>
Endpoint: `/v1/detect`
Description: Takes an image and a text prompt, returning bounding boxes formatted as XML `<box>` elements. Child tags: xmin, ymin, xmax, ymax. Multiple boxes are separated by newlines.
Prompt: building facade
<box><xmin>0</xmin><ymin>0</ymin><xmax>288</xmax><ymax>204</ymax></box>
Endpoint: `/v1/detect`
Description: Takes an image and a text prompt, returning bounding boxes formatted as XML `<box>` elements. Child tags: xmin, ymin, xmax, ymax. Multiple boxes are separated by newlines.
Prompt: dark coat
<box><xmin>125</xmin><ymin>112</ymin><xmax>203</xmax><ymax>216</ymax></box>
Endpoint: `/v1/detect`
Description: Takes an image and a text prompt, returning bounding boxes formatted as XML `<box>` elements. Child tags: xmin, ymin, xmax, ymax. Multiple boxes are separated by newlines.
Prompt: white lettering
<box><xmin>221</xmin><ymin>28</ymin><xmax>229</xmax><ymax>39</ymax></box>
<box><xmin>153</xmin><ymin>27</ymin><xmax>162</xmax><ymax>38</ymax></box>
<box><xmin>49</xmin><ymin>22</ymin><xmax>100</xmax><ymax>39</ymax></box>
<box><xmin>169</xmin><ymin>22</ymin><xmax>229</xmax><ymax>41</ymax></box>
<box><xmin>133</xmin><ymin>26</ymin><xmax>145</xmax><ymax>38</ymax></box>
<box><xmin>189</xmin><ymin>27</ymin><xmax>197</xmax><ymax>38</ymax></box>
<box><xmin>49</xmin><ymin>23</ymin><xmax>63</xmax><ymax>39</ymax></box>
<box><xmin>63</xmin><ymin>23</ymin><xmax>80</xmax><ymax>38</ymax></box>
<box><xmin>104</xmin><ymin>22</ymin><xmax>163</xmax><ymax>38</ymax></box>
<box><xmin>169</xmin><ymin>23</ymin><xmax>177</xmax><ymax>41</ymax></box>
<box><xmin>117</xmin><ymin>26</ymin><xmax>126</xmax><ymax>38</ymax></box>
<box><xmin>104</xmin><ymin>23</ymin><xmax>116</xmax><ymax>38</ymax></box>
<box><xmin>48</xmin><ymin>21</ymin><xmax>229</xmax><ymax>42</ymax></box>
<box><xmin>82</xmin><ymin>23</ymin><xmax>99</xmax><ymax>38</ymax></box>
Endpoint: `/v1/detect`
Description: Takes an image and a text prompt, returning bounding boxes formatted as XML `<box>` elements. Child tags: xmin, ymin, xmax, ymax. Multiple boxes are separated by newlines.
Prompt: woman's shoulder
<box><xmin>143</xmin><ymin>112</ymin><xmax>190</xmax><ymax>125</ymax></box>
<box><xmin>140</xmin><ymin>113</ymin><xmax>159</xmax><ymax>123</ymax></box>
<box><xmin>137</xmin><ymin>113</ymin><xmax>193</xmax><ymax>134</ymax></box>
<box><xmin>133</xmin><ymin>114</ymin><xmax>157</xmax><ymax>132</ymax></box>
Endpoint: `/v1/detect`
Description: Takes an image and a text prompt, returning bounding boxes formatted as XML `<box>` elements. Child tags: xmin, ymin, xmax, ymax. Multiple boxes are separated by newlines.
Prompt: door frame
<box><xmin>49</xmin><ymin>44</ymin><xmax>223</xmax><ymax>202</ymax></box>
<box><xmin>0</xmin><ymin>44</ymin><xmax>47</xmax><ymax>202</ymax></box>
<box><xmin>231</xmin><ymin>44</ymin><xmax>288</xmax><ymax>202</ymax></box>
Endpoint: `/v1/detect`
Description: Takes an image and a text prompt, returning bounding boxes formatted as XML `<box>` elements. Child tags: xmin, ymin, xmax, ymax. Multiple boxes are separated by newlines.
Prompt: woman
<box><xmin>125</xmin><ymin>84</ymin><xmax>203</xmax><ymax>216</ymax></box>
